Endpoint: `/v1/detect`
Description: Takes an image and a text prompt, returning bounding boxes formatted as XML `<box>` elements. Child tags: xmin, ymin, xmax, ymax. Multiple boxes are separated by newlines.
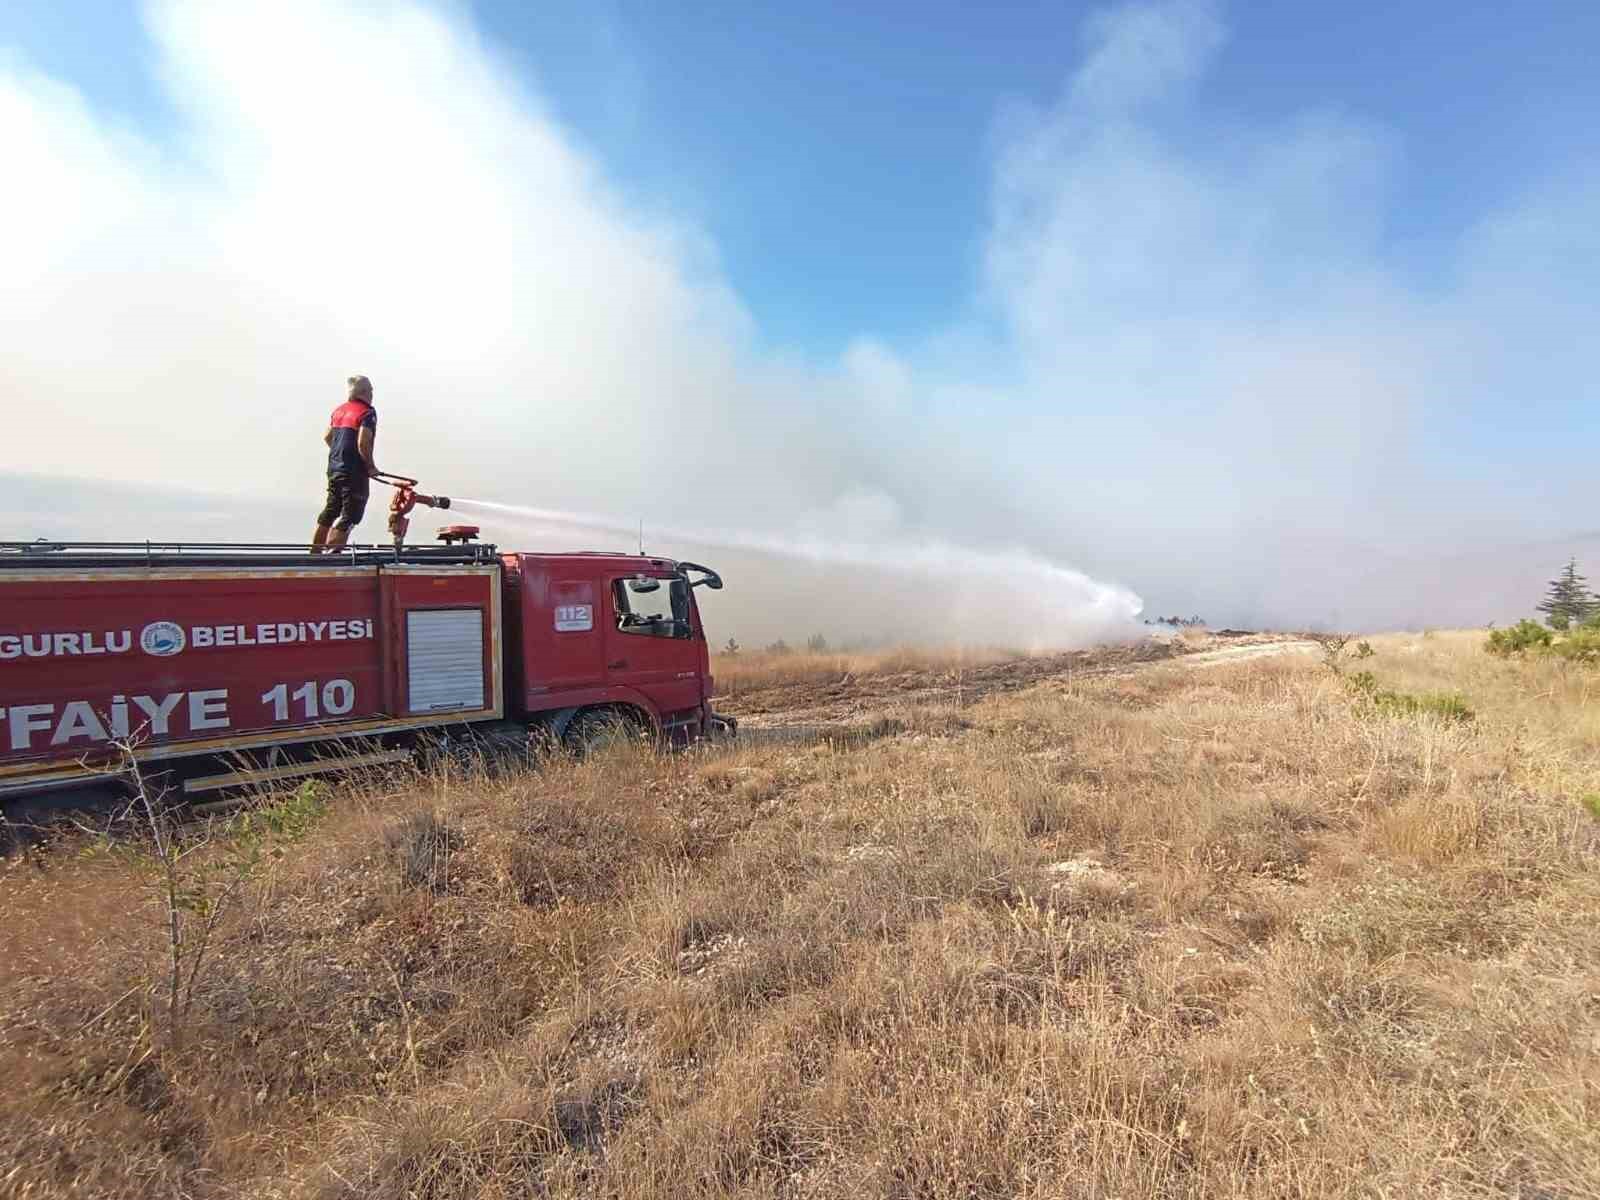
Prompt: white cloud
<box><xmin>954</xmin><ymin>0</ymin><xmax>1597</xmax><ymax>626</ymax></box>
<box><xmin>1071</xmin><ymin>0</ymin><xmax>1224</xmax><ymax>115</ymax></box>
<box><xmin>0</xmin><ymin>0</ymin><xmax>1140</xmax><ymax>646</ymax></box>
<box><xmin>2</xmin><ymin>0</ymin><xmax>1595</xmax><ymax>639</ymax></box>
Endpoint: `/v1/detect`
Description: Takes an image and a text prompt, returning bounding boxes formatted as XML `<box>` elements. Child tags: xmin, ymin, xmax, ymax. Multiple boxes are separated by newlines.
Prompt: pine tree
<box><xmin>1536</xmin><ymin>558</ymin><xmax>1594</xmax><ymax>631</ymax></box>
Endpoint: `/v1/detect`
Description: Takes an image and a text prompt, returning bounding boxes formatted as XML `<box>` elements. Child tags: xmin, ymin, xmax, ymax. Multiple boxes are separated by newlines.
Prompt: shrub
<box><xmin>1485</xmin><ymin>614</ymin><xmax>1600</xmax><ymax>663</ymax></box>
<box><xmin>1549</xmin><ymin>627</ymin><xmax>1600</xmax><ymax>664</ymax></box>
<box><xmin>384</xmin><ymin>810</ymin><xmax>463</xmax><ymax>891</ymax></box>
<box><xmin>79</xmin><ymin>770</ymin><xmax>329</xmax><ymax>1051</ymax></box>
<box><xmin>1347</xmin><ymin>671</ymin><xmax>1473</xmax><ymax>724</ymax></box>
<box><xmin>1400</xmin><ymin>692</ymin><xmax>1474</xmax><ymax>723</ymax></box>
<box><xmin>1581</xmin><ymin>793</ymin><xmax>1600</xmax><ymax>821</ymax></box>
<box><xmin>1311</xmin><ymin>632</ymin><xmax>1352</xmax><ymax>674</ymax></box>
<box><xmin>1485</xmin><ymin>619</ymin><xmax>1553</xmax><ymax>656</ymax></box>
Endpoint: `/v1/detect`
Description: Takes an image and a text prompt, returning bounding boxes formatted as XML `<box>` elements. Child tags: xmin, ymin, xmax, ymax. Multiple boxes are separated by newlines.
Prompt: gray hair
<box><xmin>347</xmin><ymin>375</ymin><xmax>373</xmax><ymax>401</ymax></box>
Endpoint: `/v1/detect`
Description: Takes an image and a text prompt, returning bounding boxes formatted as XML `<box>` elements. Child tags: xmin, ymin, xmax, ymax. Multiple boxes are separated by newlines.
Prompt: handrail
<box><xmin>0</xmin><ymin>540</ymin><xmax>500</xmax><ymax>569</ymax></box>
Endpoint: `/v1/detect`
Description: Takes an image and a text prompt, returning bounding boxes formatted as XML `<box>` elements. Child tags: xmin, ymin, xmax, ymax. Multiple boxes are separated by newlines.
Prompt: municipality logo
<box><xmin>140</xmin><ymin>621</ymin><xmax>186</xmax><ymax>657</ymax></box>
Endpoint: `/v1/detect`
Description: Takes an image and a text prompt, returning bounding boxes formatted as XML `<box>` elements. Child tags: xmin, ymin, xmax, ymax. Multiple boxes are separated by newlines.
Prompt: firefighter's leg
<box><xmin>326</xmin><ymin>480</ymin><xmax>368</xmax><ymax>550</ymax></box>
<box><xmin>313</xmin><ymin>479</ymin><xmax>344</xmax><ymax>553</ymax></box>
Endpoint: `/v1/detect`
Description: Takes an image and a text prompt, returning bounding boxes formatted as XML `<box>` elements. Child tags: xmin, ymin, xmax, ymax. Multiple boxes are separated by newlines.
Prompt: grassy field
<box><xmin>709</xmin><ymin>644</ymin><xmax>1029</xmax><ymax>697</ymax></box>
<box><xmin>2</xmin><ymin>631</ymin><xmax>1597</xmax><ymax>1198</ymax></box>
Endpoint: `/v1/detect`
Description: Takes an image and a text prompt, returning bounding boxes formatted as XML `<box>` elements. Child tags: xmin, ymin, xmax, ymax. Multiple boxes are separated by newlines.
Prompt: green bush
<box><xmin>1485</xmin><ymin>619</ymin><xmax>1553</xmax><ymax>656</ymax></box>
<box><xmin>1394</xmin><ymin>691</ymin><xmax>1474</xmax><ymax>723</ymax></box>
<box><xmin>1346</xmin><ymin>671</ymin><xmax>1473</xmax><ymax>724</ymax></box>
<box><xmin>1549</xmin><ymin>627</ymin><xmax>1600</xmax><ymax>663</ymax></box>
<box><xmin>1581</xmin><ymin>793</ymin><xmax>1600</xmax><ymax>822</ymax></box>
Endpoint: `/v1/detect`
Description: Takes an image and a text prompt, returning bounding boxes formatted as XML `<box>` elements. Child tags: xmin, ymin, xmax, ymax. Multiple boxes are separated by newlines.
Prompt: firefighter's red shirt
<box><xmin>327</xmin><ymin>400</ymin><xmax>377</xmax><ymax>478</ymax></box>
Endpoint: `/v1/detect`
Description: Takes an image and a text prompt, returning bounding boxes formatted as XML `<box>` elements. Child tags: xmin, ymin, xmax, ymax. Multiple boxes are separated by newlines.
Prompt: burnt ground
<box><xmin>719</xmin><ymin>632</ymin><xmax>1307</xmax><ymax>732</ymax></box>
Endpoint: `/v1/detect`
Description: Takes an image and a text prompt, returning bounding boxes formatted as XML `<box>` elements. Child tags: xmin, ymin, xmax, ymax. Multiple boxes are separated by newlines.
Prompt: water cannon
<box><xmin>373</xmin><ymin>472</ymin><xmax>452</xmax><ymax>547</ymax></box>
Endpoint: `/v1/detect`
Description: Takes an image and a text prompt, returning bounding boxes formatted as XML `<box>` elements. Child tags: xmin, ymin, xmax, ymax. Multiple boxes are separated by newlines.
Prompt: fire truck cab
<box><xmin>501</xmin><ymin>551</ymin><xmax>730</xmax><ymax>746</ymax></box>
<box><xmin>0</xmin><ymin>536</ymin><xmax>733</xmax><ymax>817</ymax></box>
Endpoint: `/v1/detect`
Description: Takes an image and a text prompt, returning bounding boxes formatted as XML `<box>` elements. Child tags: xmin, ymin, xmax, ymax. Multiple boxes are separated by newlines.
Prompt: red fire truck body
<box><xmin>0</xmin><ymin>540</ymin><xmax>729</xmax><ymax>810</ymax></box>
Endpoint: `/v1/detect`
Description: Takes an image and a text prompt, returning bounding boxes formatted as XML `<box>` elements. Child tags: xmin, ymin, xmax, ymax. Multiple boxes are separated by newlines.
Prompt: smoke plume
<box><xmin>2</xmin><ymin>0</ymin><xmax>1595</xmax><ymax>642</ymax></box>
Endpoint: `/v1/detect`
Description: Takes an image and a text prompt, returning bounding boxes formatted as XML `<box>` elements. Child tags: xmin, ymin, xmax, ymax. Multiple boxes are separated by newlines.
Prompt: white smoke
<box><xmin>2</xmin><ymin>0</ymin><xmax>1595</xmax><ymax>638</ymax></box>
<box><xmin>450</xmin><ymin>498</ymin><xmax>1143</xmax><ymax>648</ymax></box>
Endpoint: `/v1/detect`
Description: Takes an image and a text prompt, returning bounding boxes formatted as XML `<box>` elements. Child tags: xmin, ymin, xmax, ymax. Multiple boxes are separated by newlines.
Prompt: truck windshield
<box><xmin>614</xmin><ymin>576</ymin><xmax>691</xmax><ymax>639</ymax></box>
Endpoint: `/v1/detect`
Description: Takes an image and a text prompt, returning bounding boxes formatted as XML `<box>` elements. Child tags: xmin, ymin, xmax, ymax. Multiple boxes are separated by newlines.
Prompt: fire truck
<box><xmin>0</xmin><ymin>528</ymin><xmax>733</xmax><ymax>818</ymax></box>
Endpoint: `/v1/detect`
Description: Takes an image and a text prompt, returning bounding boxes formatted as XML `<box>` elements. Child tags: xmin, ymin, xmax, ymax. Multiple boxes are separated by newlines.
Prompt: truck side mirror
<box><xmin>677</xmin><ymin>561</ymin><xmax>723</xmax><ymax>590</ymax></box>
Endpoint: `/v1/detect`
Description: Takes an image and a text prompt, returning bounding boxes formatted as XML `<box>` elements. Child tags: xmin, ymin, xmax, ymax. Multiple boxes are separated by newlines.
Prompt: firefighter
<box><xmin>312</xmin><ymin>375</ymin><xmax>380</xmax><ymax>552</ymax></box>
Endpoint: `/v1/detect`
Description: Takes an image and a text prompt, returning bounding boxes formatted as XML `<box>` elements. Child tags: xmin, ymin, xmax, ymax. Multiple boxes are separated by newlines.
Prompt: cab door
<box><xmin>604</xmin><ymin>572</ymin><xmax>702</xmax><ymax>718</ymax></box>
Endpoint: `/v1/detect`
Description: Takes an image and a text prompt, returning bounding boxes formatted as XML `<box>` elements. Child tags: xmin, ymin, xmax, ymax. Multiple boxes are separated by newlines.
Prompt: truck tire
<box><xmin>460</xmin><ymin>721</ymin><xmax>540</xmax><ymax>774</ymax></box>
<box><xmin>565</xmin><ymin>707</ymin><xmax>648</xmax><ymax>758</ymax></box>
<box><xmin>413</xmin><ymin>722</ymin><xmax>538</xmax><ymax>778</ymax></box>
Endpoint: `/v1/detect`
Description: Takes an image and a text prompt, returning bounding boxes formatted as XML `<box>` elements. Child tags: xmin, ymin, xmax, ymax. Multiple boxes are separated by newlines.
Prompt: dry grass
<box><xmin>712</xmin><ymin>644</ymin><xmax>1024</xmax><ymax>696</ymax></box>
<box><xmin>3</xmin><ymin>630</ymin><xmax>1598</xmax><ymax>1198</ymax></box>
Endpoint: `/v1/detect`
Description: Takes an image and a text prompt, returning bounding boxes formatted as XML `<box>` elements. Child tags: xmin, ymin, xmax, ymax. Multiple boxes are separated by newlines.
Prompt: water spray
<box><xmin>445</xmin><ymin>496</ymin><xmax>1146</xmax><ymax>645</ymax></box>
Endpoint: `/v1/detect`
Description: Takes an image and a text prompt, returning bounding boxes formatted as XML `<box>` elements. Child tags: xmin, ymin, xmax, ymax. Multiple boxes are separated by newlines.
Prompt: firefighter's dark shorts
<box><xmin>318</xmin><ymin>473</ymin><xmax>370</xmax><ymax>530</ymax></box>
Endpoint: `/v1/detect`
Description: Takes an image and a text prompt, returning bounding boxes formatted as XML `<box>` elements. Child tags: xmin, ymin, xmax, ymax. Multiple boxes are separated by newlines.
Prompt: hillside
<box><xmin>3</xmin><ymin>632</ymin><xmax>1597</xmax><ymax>1198</ymax></box>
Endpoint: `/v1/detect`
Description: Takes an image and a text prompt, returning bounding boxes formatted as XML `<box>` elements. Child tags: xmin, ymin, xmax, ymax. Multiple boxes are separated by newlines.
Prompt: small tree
<box><xmin>723</xmin><ymin>636</ymin><xmax>740</xmax><ymax>656</ymax></box>
<box><xmin>84</xmin><ymin>742</ymin><xmax>327</xmax><ymax>1050</ymax></box>
<box><xmin>806</xmin><ymin>633</ymin><xmax>829</xmax><ymax>654</ymax></box>
<box><xmin>1537</xmin><ymin>559</ymin><xmax>1594</xmax><ymax>631</ymax></box>
<box><xmin>1310</xmin><ymin>632</ymin><xmax>1352</xmax><ymax>675</ymax></box>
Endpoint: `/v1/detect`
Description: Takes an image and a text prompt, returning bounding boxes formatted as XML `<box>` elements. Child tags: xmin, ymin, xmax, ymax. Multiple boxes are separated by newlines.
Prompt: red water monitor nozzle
<box><xmin>373</xmin><ymin>473</ymin><xmax>452</xmax><ymax>547</ymax></box>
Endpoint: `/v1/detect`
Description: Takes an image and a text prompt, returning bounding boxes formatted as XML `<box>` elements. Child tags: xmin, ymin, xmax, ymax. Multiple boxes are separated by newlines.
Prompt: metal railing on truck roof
<box><xmin>0</xmin><ymin>540</ymin><xmax>500</xmax><ymax>570</ymax></box>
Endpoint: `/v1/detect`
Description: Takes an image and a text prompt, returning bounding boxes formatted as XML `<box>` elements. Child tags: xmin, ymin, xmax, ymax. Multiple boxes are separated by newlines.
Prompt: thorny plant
<box><xmin>1309</xmin><ymin>631</ymin><xmax>1353</xmax><ymax>674</ymax></box>
<box><xmin>81</xmin><ymin>739</ymin><xmax>328</xmax><ymax>1051</ymax></box>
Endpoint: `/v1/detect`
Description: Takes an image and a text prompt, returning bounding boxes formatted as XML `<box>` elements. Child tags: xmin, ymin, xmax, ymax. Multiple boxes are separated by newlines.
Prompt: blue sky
<box><xmin>8</xmin><ymin>1</ymin><xmax>1598</xmax><ymax>355</ymax></box>
<box><xmin>492</xmin><ymin>0</ymin><xmax>1600</xmax><ymax>350</ymax></box>
<box><xmin>1</xmin><ymin>1</ymin><xmax>1597</xmax><ymax>633</ymax></box>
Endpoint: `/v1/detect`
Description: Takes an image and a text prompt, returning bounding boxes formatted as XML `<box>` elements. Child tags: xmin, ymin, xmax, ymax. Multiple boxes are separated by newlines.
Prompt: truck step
<box><xmin>183</xmin><ymin>748</ymin><xmax>415</xmax><ymax>798</ymax></box>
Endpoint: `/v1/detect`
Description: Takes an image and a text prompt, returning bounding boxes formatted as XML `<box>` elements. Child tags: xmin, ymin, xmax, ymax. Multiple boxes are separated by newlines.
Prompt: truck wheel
<box><xmin>462</xmin><ymin>722</ymin><xmax>538</xmax><ymax>774</ymax></box>
<box><xmin>565</xmin><ymin>708</ymin><xmax>647</xmax><ymax>758</ymax></box>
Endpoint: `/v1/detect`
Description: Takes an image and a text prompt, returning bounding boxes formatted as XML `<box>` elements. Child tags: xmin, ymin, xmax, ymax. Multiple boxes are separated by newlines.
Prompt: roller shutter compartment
<box><xmin>406</xmin><ymin>608</ymin><xmax>485</xmax><ymax>713</ymax></box>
